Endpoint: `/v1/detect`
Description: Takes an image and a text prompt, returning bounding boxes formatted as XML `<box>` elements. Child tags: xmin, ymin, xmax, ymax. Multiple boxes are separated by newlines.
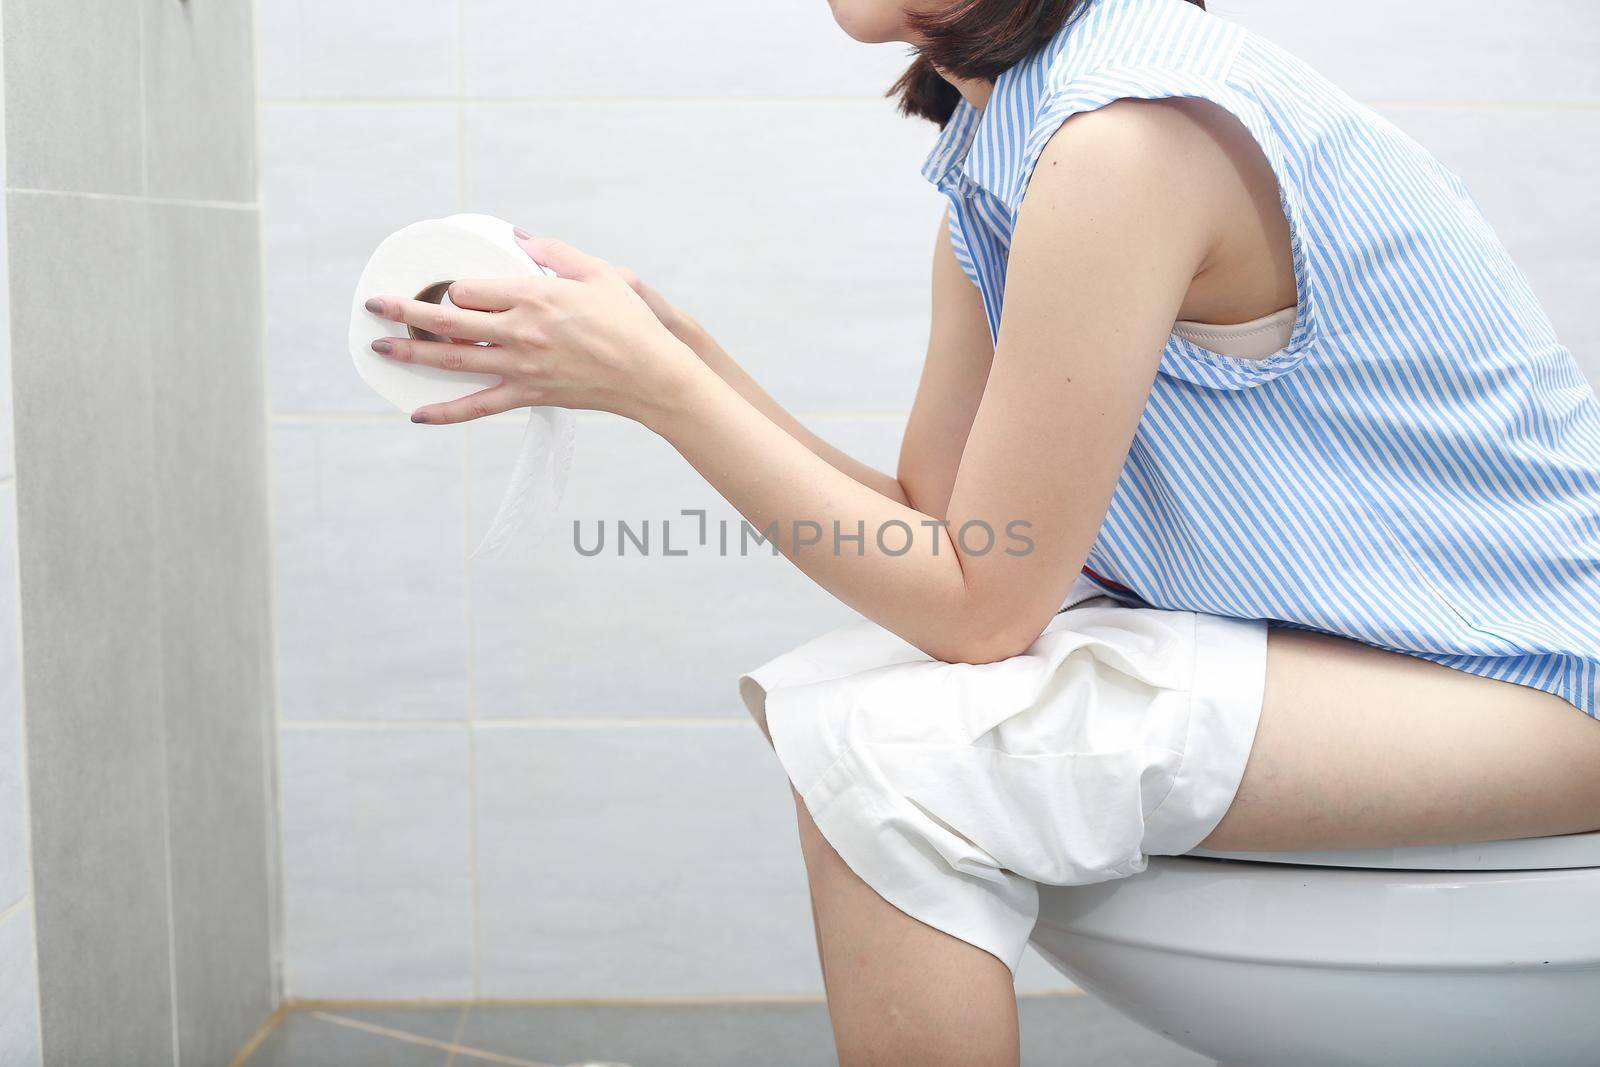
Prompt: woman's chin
<box><xmin>826</xmin><ymin>0</ymin><xmax>907</xmax><ymax>44</ymax></box>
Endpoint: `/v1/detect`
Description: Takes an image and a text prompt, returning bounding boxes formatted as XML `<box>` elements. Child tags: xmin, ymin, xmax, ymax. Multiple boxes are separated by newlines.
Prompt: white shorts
<box><xmin>737</xmin><ymin>574</ymin><xmax>1269</xmax><ymax>978</ymax></box>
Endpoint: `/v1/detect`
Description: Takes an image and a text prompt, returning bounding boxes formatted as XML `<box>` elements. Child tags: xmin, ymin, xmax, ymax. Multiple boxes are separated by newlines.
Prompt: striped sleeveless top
<box><xmin>923</xmin><ymin>0</ymin><xmax>1600</xmax><ymax>717</ymax></box>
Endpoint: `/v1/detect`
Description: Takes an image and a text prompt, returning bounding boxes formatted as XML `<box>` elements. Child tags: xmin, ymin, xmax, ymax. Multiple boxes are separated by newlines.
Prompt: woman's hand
<box><xmin>613</xmin><ymin>265</ymin><xmax>692</xmax><ymax>341</ymax></box>
<box><xmin>362</xmin><ymin>229</ymin><xmax>705</xmax><ymax>428</ymax></box>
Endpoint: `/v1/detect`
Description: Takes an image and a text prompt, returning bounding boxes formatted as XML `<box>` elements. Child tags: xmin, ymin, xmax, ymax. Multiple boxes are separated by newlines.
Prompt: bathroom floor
<box><xmin>240</xmin><ymin>992</ymin><xmax>1215</xmax><ymax>1066</ymax></box>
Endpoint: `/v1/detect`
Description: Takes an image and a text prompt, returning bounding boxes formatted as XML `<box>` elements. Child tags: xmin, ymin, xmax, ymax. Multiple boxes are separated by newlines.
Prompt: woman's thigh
<box><xmin>1199</xmin><ymin>624</ymin><xmax>1600</xmax><ymax>852</ymax></box>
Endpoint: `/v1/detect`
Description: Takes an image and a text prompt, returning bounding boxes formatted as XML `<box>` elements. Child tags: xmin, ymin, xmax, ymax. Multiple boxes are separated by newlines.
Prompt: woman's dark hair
<box><xmin>890</xmin><ymin>0</ymin><xmax>1207</xmax><ymax>126</ymax></box>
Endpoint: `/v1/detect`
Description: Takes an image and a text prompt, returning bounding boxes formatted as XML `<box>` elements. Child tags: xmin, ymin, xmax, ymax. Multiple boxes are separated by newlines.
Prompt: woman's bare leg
<box><xmin>1202</xmin><ymin>624</ymin><xmax>1600</xmax><ymax>851</ymax></box>
<box><xmin>790</xmin><ymin>783</ymin><xmax>1020</xmax><ymax>1067</ymax></box>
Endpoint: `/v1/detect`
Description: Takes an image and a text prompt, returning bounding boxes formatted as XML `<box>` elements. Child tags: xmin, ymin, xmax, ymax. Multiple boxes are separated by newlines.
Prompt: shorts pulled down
<box><xmin>738</xmin><ymin>578</ymin><xmax>1270</xmax><ymax>977</ymax></box>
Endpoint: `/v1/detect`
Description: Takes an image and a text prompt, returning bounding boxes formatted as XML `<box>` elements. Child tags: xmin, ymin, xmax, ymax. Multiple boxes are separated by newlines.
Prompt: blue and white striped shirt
<box><xmin>924</xmin><ymin>0</ymin><xmax>1600</xmax><ymax>716</ymax></box>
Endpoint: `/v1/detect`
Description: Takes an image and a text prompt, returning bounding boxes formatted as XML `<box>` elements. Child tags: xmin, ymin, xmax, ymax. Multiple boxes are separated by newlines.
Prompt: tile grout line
<box><xmin>251</xmin><ymin>0</ymin><xmax>291</xmax><ymax>1014</ymax></box>
<box><xmin>137</xmin><ymin>7</ymin><xmax>185</xmax><ymax>1060</ymax></box>
<box><xmin>224</xmin><ymin>1002</ymin><xmax>289</xmax><ymax>1067</ymax></box>
<box><xmin>5</xmin><ymin>188</ymin><xmax>258</xmax><ymax>210</ymax></box>
<box><xmin>255</xmin><ymin>95</ymin><xmax>1600</xmax><ymax>111</ymax></box>
<box><xmin>260</xmin><ymin>95</ymin><xmax>918</xmax><ymax>108</ymax></box>
<box><xmin>289</xmin><ymin>988</ymin><xmax>1082</xmax><ymax>1009</ymax></box>
<box><xmin>271</xmin><ymin>410</ymin><xmax>911</xmax><ymax>424</ymax></box>
<box><xmin>281</xmin><ymin>717</ymin><xmax>757</xmax><ymax>730</ymax></box>
<box><xmin>310</xmin><ymin>1012</ymin><xmax>557</xmax><ymax>1067</ymax></box>
<box><xmin>445</xmin><ymin>1003</ymin><xmax>470</xmax><ymax>1067</ymax></box>
<box><xmin>455</xmin><ymin>2</ymin><xmax>486</xmax><ymax>1000</ymax></box>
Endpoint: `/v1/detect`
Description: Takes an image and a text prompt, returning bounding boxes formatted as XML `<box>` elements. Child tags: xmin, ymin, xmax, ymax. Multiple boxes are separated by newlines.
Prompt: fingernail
<box><xmin>364</xmin><ymin>297</ymin><xmax>385</xmax><ymax>314</ymax></box>
<box><xmin>512</xmin><ymin>226</ymin><xmax>533</xmax><ymax>241</ymax></box>
<box><xmin>411</xmin><ymin>410</ymin><xmax>429</xmax><ymax>424</ymax></box>
<box><xmin>371</xmin><ymin>339</ymin><xmax>393</xmax><ymax>355</ymax></box>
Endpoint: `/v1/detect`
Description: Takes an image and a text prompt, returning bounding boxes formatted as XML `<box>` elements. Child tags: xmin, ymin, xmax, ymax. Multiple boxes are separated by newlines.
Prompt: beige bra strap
<box><xmin>1172</xmin><ymin>305</ymin><xmax>1297</xmax><ymax>360</ymax></box>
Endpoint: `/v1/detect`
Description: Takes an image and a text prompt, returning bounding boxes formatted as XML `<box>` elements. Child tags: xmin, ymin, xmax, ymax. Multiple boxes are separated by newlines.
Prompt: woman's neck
<box><xmin>941</xmin><ymin>70</ymin><xmax>995</xmax><ymax>112</ymax></box>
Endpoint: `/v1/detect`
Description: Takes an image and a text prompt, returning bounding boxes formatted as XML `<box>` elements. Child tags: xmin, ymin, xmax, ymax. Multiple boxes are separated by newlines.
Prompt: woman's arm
<box><xmin>620</xmin><ymin>273</ymin><xmax>911</xmax><ymax>505</ymax></box>
<box><xmin>614</xmin><ymin>209</ymin><xmax>996</xmax><ymax>516</ymax></box>
<box><xmin>897</xmin><ymin>210</ymin><xmax>997</xmax><ymax>519</ymax></box>
<box><xmin>369</xmin><ymin>100</ymin><xmax>1217</xmax><ymax>663</ymax></box>
<box><xmin>642</xmin><ymin>101</ymin><xmax>1210</xmax><ymax>660</ymax></box>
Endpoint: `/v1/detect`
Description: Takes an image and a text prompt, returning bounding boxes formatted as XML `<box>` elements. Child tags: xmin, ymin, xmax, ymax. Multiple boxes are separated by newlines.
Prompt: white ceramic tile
<box><xmin>146</xmin><ymin>204</ymin><xmax>277</xmax><ymax>1063</ymax></box>
<box><xmin>474</xmin><ymin>722</ymin><xmax>823</xmax><ymax>997</ymax></box>
<box><xmin>1375</xmin><ymin>105</ymin><xmax>1600</xmax><ymax>387</ymax></box>
<box><xmin>0</xmin><ymin>904</ymin><xmax>41</xmax><ymax>1067</ymax></box>
<box><xmin>9</xmin><ymin>194</ymin><xmax>177</xmax><ymax>1065</ymax></box>
<box><xmin>141</xmin><ymin>0</ymin><xmax>256</xmax><ymax>202</ymax></box>
<box><xmin>1214</xmin><ymin>0</ymin><xmax>1600</xmax><ymax>103</ymax></box>
<box><xmin>3</xmin><ymin>0</ymin><xmax>142</xmax><ymax>193</ymax></box>
<box><xmin>279</xmin><ymin>726</ymin><xmax>474</xmax><ymax>998</ymax></box>
<box><xmin>462</xmin><ymin>100</ymin><xmax>944</xmax><ymax>413</ymax></box>
<box><xmin>0</xmin><ymin>489</ymin><xmax>27</xmax><ymax>912</ymax></box>
<box><xmin>461</xmin><ymin>0</ymin><xmax>914</xmax><ymax>99</ymax></box>
<box><xmin>466</xmin><ymin>413</ymin><xmax>903</xmax><ymax>718</ymax></box>
<box><xmin>272</xmin><ymin>421</ymin><xmax>471</xmax><ymax>721</ymax></box>
<box><xmin>256</xmin><ymin>0</ymin><xmax>459</xmax><ymax>100</ymax></box>
<box><xmin>262</xmin><ymin>104</ymin><xmax>459</xmax><ymax>414</ymax></box>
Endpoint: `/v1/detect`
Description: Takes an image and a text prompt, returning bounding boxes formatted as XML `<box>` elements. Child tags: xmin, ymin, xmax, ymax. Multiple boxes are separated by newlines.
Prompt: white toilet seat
<box><xmin>1187</xmin><ymin>828</ymin><xmax>1600</xmax><ymax>871</ymax></box>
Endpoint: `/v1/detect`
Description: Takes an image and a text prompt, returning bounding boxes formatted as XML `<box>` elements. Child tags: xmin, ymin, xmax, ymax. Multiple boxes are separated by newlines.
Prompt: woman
<box><xmin>363</xmin><ymin>0</ymin><xmax>1600</xmax><ymax>1061</ymax></box>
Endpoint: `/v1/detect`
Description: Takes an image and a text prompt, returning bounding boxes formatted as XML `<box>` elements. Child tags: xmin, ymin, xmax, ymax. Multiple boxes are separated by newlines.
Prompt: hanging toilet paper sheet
<box><xmin>349</xmin><ymin>213</ymin><xmax>577</xmax><ymax>560</ymax></box>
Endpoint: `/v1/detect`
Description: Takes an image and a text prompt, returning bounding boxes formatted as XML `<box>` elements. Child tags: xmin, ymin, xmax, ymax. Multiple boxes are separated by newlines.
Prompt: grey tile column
<box><xmin>3</xmin><ymin>0</ymin><xmax>277</xmax><ymax>1063</ymax></box>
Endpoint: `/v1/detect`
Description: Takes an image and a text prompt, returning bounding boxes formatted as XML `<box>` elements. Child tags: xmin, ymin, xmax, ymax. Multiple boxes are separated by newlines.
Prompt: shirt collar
<box><xmin>918</xmin><ymin>95</ymin><xmax>984</xmax><ymax>194</ymax></box>
<box><xmin>917</xmin><ymin>2</ymin><xmax>1091</xmax><ymax>202</ymax></box>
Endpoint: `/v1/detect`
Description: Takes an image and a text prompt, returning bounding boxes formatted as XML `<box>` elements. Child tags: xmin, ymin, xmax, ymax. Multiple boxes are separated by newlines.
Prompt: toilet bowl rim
<box><xmin>1184</xmin><ymin>828</ymin><xmax>1600</xmax><ymax>871</ymax></box>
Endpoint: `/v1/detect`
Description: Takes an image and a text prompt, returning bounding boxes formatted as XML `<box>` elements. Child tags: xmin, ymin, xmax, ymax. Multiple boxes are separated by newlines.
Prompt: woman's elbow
<box><xmin>920</xmin><ymin>618</ymin><xmax>1043</xmax><ymax>666</ymax></box>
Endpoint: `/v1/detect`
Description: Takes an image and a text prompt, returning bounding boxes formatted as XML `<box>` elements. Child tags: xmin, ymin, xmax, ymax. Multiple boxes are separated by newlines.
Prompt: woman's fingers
<box><xmin>364</xmin><ymin>294</ymin><xmax>509</xmax><ymax>344</ymax></box>
<box><xmin>371</xmin><ymin>336</ymin><xmax>508</xmax><ymax>376</ymax></box>
<box><xmin>513</xmin><ymin>231</ymin><xmax>608</xmax><ymax>280</ymax></box>
<box><xmin>411</xmin><ymin>384</ymin><xmax>522</xmax><ymax>425</ymax></box>
<box><xmin>446</xmin><ymin>278</ymin><xmax>525</xmax><ymax>312</ymax></box>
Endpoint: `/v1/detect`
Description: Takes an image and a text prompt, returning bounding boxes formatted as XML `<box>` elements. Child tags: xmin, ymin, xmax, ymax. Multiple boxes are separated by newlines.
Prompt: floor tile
<box><xmin>444</xmin><ymin>994</ymin><xmax>1216</xmax><ymax>1067</ymax></box>
<box><xmin>246</xmin><ymin>1008</ymin><xmax>459</xmax><ymax>1066</ymax></box>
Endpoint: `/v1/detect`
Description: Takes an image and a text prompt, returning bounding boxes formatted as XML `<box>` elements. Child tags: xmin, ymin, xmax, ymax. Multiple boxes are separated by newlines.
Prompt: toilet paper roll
<box><xmin>349</xmin><ymin>213</ymin><xmax>577</xmax><ymax>559</ymax></box>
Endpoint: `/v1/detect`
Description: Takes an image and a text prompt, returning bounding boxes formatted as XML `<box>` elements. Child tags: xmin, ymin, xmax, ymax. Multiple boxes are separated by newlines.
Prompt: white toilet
<box><xmin>1029</xmin><ymin>830</ymin><xmax>1600</xmax><ymax>1066</ymax></box>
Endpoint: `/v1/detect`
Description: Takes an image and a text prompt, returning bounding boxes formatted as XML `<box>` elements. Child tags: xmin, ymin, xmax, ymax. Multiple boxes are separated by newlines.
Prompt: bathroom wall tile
<box><xmin>0</xmin><ymin>14</ymin><xmax>11</xmax><ymax>484</ymax></box>
<box><xmin>1375</xmin><ymin>105</ymin><xmax>1600</xmax><ymax>386</ymax></box>
<box><xmin>141</xmin><ymin>0</ymin><xmax>257</xmax><ymax>202</ymax></box>
<box><xmin>256</xmin><ymin>0</ymin><xmax>459</xmax><ymax>100</ymax></box>
<box><xmin>7</xmin><ymin>194</ymin><xmax>175</xmax><ymax>1066</ymax></box>
<box><xmin>147</xmin><ymin>204</ymin><xmax>277</xmax><ymax>1064</ymax></box>
<box><xmin>0</xmin><ymin>488</ymin><xmax>27</xmax><ymax>911</ymax></box>
<box><xmin>272</xmin><ymin>420</ymin><xmax>471</xmax><ymax>721</ymax></box>
<box><xmin>262</xmin><ymin>104</ymin><xmax>459</xmax><ymax>413</ymax></box>
<box><xmin>279</xmin><ymin>726</ymin><xmax>474</xmax><ymax>999</ymax></box>
<box><xmin>462</xmin><ymin>101</ymin><xmax>943</xmax><ymax>413</ymax></box>
<box><xmin>0</xmin><ymin>904</ymin><xmax>41</xmax><ymax>1067</ymax></box>
<box><xmin>466</xmin><ymin>413</ymin><xmax>903</xmax><ymax>718</ymax></box>
<box><xmin>474</xmin><ymin>722</ymin><xmax>823</xmax><ymax>997</ymax></box>
<box><xmin>2</xmin><ymin>0</ymin><xmax>143</xmax><ymax>193</ymax></box>
<box><xmin>461</xmin><ymin>0</ymin><xmax>913</xmax><ymax>99</ymax></box>
<box><xmin>1215</xmin><ymin>0</ymin><xmax>1599</xmax><ymax>104</ymax></box>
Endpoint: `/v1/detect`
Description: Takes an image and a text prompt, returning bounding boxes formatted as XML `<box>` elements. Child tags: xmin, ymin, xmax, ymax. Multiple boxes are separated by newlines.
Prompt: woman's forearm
<box><xmin>642</xmin><ymin>356</ymin><xmax>1025</xmax><ymax>664</ymax></box>
<box><xmin>670</xmin><ymin>316</ymin><xmax>912</xmax><ymax>507</ymax></box>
